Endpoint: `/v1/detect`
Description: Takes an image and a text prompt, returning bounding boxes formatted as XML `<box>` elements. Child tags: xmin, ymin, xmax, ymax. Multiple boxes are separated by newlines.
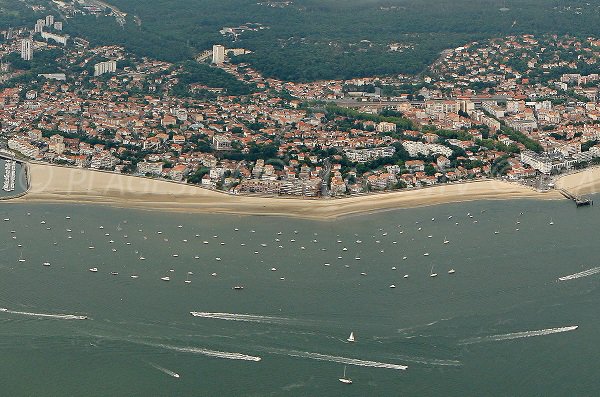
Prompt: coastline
<box><xmin>2</xmin><ymin>163</ymin><xmax>569</xmax><ymax>220</ymax></box>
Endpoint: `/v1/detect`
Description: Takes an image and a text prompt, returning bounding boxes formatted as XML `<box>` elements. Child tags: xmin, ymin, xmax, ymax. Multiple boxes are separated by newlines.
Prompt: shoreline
<box><xmin>0</xmin><ymin>163</ymin><xmax>573</xmax><ymax>220</ymax></box>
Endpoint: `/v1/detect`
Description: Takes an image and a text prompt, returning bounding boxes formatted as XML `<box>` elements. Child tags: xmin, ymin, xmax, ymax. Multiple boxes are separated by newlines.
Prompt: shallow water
<box><xmin>0</xmin><ymin>197</ymin><xmax>598</xmax><ymax>396</ymax></box>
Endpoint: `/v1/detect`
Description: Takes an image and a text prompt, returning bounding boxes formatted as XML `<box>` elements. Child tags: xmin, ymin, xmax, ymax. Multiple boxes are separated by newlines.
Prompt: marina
<box><xmin>2</xmin><ymin>158</ymin><xmax>16</xmax><ymax>192</ymax></box>
<box><xmin>0</xmin><ymin>155</ymin><xmax>27</xmax><ymax>199</ymax></box>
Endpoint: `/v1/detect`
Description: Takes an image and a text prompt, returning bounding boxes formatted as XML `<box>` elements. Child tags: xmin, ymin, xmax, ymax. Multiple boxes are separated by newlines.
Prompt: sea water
<box><xmin>0</xmin><ymin>197</ymin><xmax>598</xmax><ymax>396</ymax></box>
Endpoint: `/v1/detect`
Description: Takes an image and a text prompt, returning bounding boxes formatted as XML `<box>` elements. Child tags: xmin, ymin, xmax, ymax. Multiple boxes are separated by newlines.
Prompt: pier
<box><xmin>559</xmin><ymin>189</ymin><xmax>593</xmax><ymax>207</ymax></box>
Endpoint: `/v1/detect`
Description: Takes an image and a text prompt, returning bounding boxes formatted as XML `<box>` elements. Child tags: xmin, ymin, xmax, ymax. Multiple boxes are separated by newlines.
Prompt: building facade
<box><xmin>94</xmin><ymin>60</ymin><xmax>117</xmax><ymax>77</ymax></box>
<box><xmin>212</xmin><ymin>45</ymin><xmax>225</xmax><ymax>64</ymax></box>
<box><xmin>21</xmin><ymin>39</ymin><xmax>33</xmax><ymax>61</ymax></box>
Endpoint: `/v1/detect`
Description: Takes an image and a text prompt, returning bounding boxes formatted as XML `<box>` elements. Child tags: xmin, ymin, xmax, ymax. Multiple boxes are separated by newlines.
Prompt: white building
<box><xmin>344</xmin><ymin>146</ymin><xmax>396</xmax><ymax>163</ymax></box>
<box><xmin>40</xmin><ymin>31</ymin><xmax>68</xmax><ymax>45</ymax></box>
<box><xmin>376</xmin><ymin>122</ymin><xmax>397</xmax><ymax>133</ymax></box>
<box><xmin>34</xmin><ymin>19</ymin><xmax>45</xmax><ymax>33</ymax></box>
<box><xmin>21</xmin><ymin>39</ymin><xmax>33</xmax><ymax>61</ymax></box>
<box><xmin>45</xmin><ymin>15</ymin><xmax>55</xmax><ymax>27</ymax></box>
<box><xmin>425</xmin><ymin>100</ymin><xmax>460</xmax><ymax>115</ymax></box>
<box><xmin>8</xmin><ymin>137</ymin><xmax>40</xmax><ymax>158</ymax></box>
<box><xmin>90</xmin><ymin>151</ymin><xmax>118</xmax><ymax>169</ymax></box>
<box><xmin>137</xmin><ymin>161</ymin><xmax>163</xmax><ymax>175</ymax></box>
<box><xmin>519</xmin><ymin>150</ymin><xmax>587</xmax><ymax>175</ymax></box>
<box><xmin>53</xmin><ymin>21</ymin><xmax>63</xmax><ymax>31</ymax></box>
<box><xmin>402</xmin><ymin>141</ymin><xmax>453</xmax><ymax>158</ymax></box>
<box><xmin>212</xmin><ymin>45</ymin><xmax>225</xmax><ymax>64</ymax></box>
<box><xmin>212</xmin><ymin>135</ymin><xmax>232</xmax><ymax>150</ymax></box>
<box><xmin>481</xmin><ymin>101</ymin><xmax>505</xmax><ymax>118</ymax></box>
<box><xmin>94</xmin><ymin>60</ymin><xmax>117</xmax><ymax>77</ymax></box>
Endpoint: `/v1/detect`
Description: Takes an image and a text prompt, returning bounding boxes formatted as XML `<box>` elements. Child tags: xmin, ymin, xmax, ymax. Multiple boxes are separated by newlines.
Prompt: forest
<box><xmin>4</xmin><ymin>0</ymin><xmax>600</xmax><ymax>82</ymax></box>
<box><xmin>0</xmin><ymin>1</ymin><xmax>38</xmax><ymax>29</ymax></box>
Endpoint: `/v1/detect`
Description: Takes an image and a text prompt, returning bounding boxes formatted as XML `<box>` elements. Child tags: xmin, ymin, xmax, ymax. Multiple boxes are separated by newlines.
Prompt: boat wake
<box><xmin>145</xmin><ymin>342</ymin><xmax>262</xmax><ymax>362</ymax></box>
<box><xmin>0</xmin><ymin>308</ymin><xmax>88</xmax><ymax>320</ymax></box>
<box><xmin>460</xmin><ymin>325</ymin><xmax>578</xmax><ymax>345</ymax></box>
<box><xmin>190</xmin><ymin>311</ymin><xmax>296</xmax><ymax>326</ymax></box>
<box><xmin>148</xmin><ymin>362</ymin><xmax>180</xmax><ymax>378</ymax></box>
<box><xmin>558</xmin><ymin>267</ymin><xmax>600</xmax><ymax>281</ymax></box>
<box><xmin>265</xmin><ymin>347</ymin><xmax>407</xmax><ymax>370</ymax></box>
<box><xmin>390</xmin><ymin>354</ymin><xmax>462</xmax><ymax>367</ymax></box>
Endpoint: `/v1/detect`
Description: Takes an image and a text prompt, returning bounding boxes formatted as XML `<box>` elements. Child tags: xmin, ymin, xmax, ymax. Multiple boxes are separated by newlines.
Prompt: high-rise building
<box><xmin>21</xmin><ymin>39</ymin><xmax>33</xmax><ymax>61</ymax></box>
<box><xmin>212</xmin><ymin>45</ymin><xmax>225</xmax><ymax>64</ymax></box>
<box><xmin>94</xmin><ymin>60</ymin><xmax>117</xmax><ymax>76</ymax></box>
<box><xmin>45</xmin><ymin>15</ymin><xmax>55</xmax><ymax>27</ymax></box>
<box><xmin>53</xmin><ymin>21</ymin><xmax>63</xmax><ymax>31</ymax></box>
<box><xmin>34</xmin><ymin>19</ymin><xmax>45</xmax><ymax>33</ymax></box>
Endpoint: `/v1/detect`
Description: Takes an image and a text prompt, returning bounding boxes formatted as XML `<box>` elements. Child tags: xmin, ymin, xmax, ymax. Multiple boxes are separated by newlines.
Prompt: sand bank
<box><xmin>8</xmin><ymin>163</ymin><xmax>562</xmax><ymax>219</ymax></box>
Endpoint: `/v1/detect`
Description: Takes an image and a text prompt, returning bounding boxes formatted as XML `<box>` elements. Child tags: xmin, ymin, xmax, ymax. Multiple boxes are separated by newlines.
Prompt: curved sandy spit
<box><xmin>6</xmin><ymin>163</ymin><xmax>563</xmax><ymax>220</ymax></box>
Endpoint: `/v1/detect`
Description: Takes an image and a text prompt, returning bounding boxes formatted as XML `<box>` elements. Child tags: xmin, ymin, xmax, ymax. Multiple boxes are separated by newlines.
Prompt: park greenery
<box><xmin>171</xmin><ymin>61</ymin><xmax>257</xmax><ymax>97</ymax></box>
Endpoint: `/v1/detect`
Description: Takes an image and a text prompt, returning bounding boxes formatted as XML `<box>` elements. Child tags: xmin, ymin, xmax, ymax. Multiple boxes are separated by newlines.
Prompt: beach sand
<box><xmin>10</xmin><ymin>163</ymin><xmax>564</xmax><ymax>220</ymax></box>
<box><xmin>555</xmin><ymin>167</ymin><xmax>600</xmax><ymax>195</ymax></box>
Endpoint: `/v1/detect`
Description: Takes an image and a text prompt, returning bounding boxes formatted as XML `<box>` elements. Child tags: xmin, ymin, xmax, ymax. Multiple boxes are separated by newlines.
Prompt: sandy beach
<box><xmin>8</xmin><ymin>163</ymin><xmax>565</xmax><ymax>219</ymax></box>
<box><xmin>554</xmin><ymin>167</ymin><xmax>600</xmax><ymax>195</ymax></box>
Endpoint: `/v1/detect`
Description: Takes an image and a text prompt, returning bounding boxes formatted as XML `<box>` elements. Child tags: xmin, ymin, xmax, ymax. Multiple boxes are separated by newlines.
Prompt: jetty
<box><xmin>559</xmin><ymin>189</ymin><xmax>593</xmax><ymax>207</ymax></box>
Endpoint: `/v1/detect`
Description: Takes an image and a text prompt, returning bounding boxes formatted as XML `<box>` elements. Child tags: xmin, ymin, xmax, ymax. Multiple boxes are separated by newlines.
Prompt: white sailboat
<box><xmin>339</xmin><ymin>366</ymin><xmax>352</xmax><ymax>384</ymax></box>
<box><xmin>430</xmin><ymin>265</ymin><xmax>438</xmax><ymax>278</ymax></box>
<box><xmin>443</xmin><ymin>236</ymin><xmax>450</xmax><ymax>244</ymax></box>
<box><xmin>347</xmin><ymin>332</ymin><xmax>355</xmax><ymax>343</ymax></box>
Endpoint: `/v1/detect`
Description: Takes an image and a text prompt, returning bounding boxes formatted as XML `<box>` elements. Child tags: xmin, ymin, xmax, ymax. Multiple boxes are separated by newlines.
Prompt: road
<box><xmin>321</xmin><ymin>158</ymin><xmax>332</xmax><ymax>197</ymax></box>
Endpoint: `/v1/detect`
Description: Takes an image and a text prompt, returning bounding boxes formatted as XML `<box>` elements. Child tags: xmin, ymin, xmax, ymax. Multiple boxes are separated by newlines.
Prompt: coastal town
<box><xmin>1</xmin><ymin>13</ymin><xmax>600</xmax><ymax>198</ymax></box>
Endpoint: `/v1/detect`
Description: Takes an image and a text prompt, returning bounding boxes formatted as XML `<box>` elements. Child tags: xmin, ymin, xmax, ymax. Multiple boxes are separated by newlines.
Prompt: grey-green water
<box><xmin>0</xmin><ymin>198</ymin><xmax>598</xmax><ymax>396</ymax></box>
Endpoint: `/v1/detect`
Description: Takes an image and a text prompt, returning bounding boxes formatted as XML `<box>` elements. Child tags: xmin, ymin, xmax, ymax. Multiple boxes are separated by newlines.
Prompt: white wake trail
<box><xmin>558</xmin><ymin>267</ymin><xmax>600</xmax><ymax>281</ymax></box>
<box><xmin>190</xmin><ymin>312</ymin><xmax>295</xmax><ymax>325</ymax></box>
<box><xmin>391</xmin><ymin>355</ymin><xmax>462</xmax><ymax>367</ymax></box>
<box><xmin>147</xmin><ymin>342</ymin><xmax>262</xmax><ymax>362</ymax></box>
<box><xmin>0</xmin><ymin>308</ymin><xmax>88</xmax><ymax>320</ymax></box>
<box><xmin>148</xmin><ymin>362</ymin><xmax>180</xmax><ymax>378</ymax></box>
<box><xmin>460</xmin><ymin>325</ymin><xmax>579</xmax><ymax>345</ymax></box>
<box><xmin>267</xmin><ymin>348</ymin><xmax>407</xmax><ymax>370</ymax></box>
